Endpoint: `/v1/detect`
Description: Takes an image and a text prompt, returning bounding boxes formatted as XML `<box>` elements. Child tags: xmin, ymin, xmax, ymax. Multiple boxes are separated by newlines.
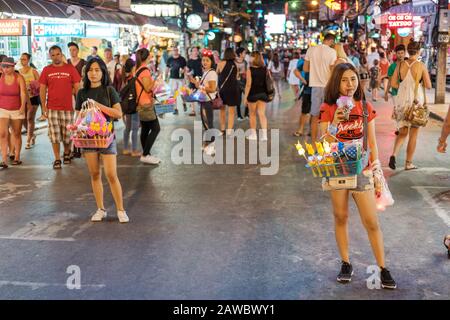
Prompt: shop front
<box><xmin>0</xmin><ymin>0</ymin><xmax>153</xmax><ymax>70</ymax></box>
<box><xmin>0</xmin><ymin>19</ymin><xmax>30</xmax><ymax>61</ymax></box>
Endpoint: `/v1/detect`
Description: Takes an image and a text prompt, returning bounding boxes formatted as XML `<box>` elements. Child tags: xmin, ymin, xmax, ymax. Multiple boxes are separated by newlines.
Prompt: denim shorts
<box><xmin>350</xmin><ymin>169</ymin><xmax>374</xmax><ymax>193</ymax></box>
<box><xmin>82</xmin><ymin>139</ymin><xmax>117</xmax><ymax>155</ymax></box>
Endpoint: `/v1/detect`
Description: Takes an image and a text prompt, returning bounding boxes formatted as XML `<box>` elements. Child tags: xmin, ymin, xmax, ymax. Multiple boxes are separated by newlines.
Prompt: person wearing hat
<box><xmin>0</xmin><ymin>57</ymin><xmax>27</xmax><ymax>168</ymax></box>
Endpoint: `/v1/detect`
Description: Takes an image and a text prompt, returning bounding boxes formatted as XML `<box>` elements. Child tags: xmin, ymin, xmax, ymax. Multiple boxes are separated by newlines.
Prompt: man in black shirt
<box><xmin>166</xmin><ymin>47</ymin><xmax>187</xmax><ymax>115</ymax></box>
<box><xmin>185</xmin><ymin>47</ymin><xmax>202</xmax><ymax>116</ymax></box>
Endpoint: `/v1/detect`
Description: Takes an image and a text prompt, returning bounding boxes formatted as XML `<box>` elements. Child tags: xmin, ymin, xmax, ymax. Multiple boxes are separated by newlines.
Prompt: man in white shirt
<box><xmin>367</xmin><ymin>46</ymin><xmax>380</xmax><ymax>69</ymax></box>
<box><xmin>104</xmin><ymin>48</ymin><xmax>116</xmax><ymax>84</ymax></box>
<box><xmin>303</xmin><ymin>33</ymin><xmax>337</xmax><ymax>143</ymax></box>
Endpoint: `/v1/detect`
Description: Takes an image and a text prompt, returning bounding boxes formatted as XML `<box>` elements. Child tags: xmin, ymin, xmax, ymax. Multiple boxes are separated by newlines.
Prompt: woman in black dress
<box><xmin>243</xmin><ymin>51</ymin><xmax>269</xmax><ymax>141</ymax></box>
<box><xmin>217</xmin><ymin>48</ymin><xmax>240</xmax><ymax>135</ymax></box>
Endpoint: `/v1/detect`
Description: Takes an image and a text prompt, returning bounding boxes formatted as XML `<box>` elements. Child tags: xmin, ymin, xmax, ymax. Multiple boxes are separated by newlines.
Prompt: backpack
<box><xmin>119</xmin><ymin>67</ymin><xmax>148</xmax><ymax>115</ymax></box>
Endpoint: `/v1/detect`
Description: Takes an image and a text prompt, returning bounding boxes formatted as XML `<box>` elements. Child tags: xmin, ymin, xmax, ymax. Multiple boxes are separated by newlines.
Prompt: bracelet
<box><xmin>328</xmin><ymin>123</ymin><xmax>338</xmax><ymax>136</ymax></box>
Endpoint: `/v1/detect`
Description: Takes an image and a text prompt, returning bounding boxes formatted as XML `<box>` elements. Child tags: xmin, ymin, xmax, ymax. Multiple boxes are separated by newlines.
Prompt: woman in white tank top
<box><xmin>388</xmin><ymin>41</ymin><xmax>432</xmax><ymax>171</ymax></box>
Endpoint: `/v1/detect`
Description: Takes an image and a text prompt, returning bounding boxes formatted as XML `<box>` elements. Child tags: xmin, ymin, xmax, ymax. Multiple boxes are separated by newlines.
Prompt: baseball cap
<box><xmin>1</xmin><ymin>57</ymin><xmax>15</xmax><ymax>67</ymax></box>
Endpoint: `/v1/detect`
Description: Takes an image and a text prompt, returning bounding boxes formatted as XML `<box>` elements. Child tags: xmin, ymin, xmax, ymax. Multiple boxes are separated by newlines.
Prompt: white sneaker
<box><xmin>246</xmin><ymin>130</ymin><xmax>257</xmax><ymax>140</ymax></box>
<box><xmin>260</xmin><ymin>129</ymin><xmax>268</xmax><ymax>141</ymax></box>
<box><xmin>91</xmin><ymin>208</ymin><xmax>107</xmax><ymax>222</ymax></box>
<box><xmin>140</xmin><ymin>155</ymin><xmax>161</xmax><ymax>164</ymax></box>
<box><xmin>117</xmin><ymin>210</ymin><xmax>129</xmax><ymax>223</ymax></box>
<box><xmin>204</xmin><ymin>143</ymin><xmax>216</xmax><ymax>156</ymax></box>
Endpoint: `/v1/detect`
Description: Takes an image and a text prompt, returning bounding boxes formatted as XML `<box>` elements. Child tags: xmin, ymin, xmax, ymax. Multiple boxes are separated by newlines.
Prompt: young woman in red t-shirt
<box><xmin>318</xmin><ymin>63</ymin><xmax>397</xmax><ymax>289</ymax></box>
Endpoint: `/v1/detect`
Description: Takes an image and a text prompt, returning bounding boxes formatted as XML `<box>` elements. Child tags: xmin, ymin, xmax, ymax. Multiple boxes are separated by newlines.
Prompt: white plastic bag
<box><xmin>371</xmin><ymin>159</ymin><xmax>394</xmax><ymax>211</ymax></box>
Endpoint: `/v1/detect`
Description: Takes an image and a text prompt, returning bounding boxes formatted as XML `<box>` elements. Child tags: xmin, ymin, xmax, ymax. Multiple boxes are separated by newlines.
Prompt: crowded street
<box><xmin>0</xmin><ymin>0</ymin><xmax>449</xmax><ymax>306</ymax></box>
<box><xmin>0</xmin><ymin>83</ymin><xmax>449</xmax><ymax>299</ymax></box>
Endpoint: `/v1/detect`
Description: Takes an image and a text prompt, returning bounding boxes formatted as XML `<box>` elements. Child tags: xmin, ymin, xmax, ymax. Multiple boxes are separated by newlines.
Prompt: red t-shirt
<box><xmin>39</xmin><ymin>64</ymin><xmax>81</xmax><ymax>111</ymax></box>
<box><xmin>319</xmin><ymin>100</ymin><xmax>376</xmax><ymax>142</ymax></box>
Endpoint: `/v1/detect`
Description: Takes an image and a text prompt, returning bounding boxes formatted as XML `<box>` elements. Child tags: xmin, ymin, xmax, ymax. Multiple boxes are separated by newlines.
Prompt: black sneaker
<box><xmin>173</xmin><ymin>109</ymin><xmax>179</xmax><ymax>115</ymax></box>
<box><xmin>337</xmin><ymin>261</ymin><xmax>353</xmax><ymax>283</ymax></box>
<box><xmin>380</xmin><ymin>267</ymin><xmax>397</xmax><ymax>290</ymax></box>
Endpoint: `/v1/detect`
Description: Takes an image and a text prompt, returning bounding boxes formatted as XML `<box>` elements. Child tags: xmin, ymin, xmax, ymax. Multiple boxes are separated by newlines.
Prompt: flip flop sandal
<box><xmin>405</xmin><ymin>162</ymin><xmax>418</xmax><ymax>170</ymax></box>
<box><xmin>63</xmin><ymin>154</ymin><xmax>71</xmax><ymax>164</ymax></box>
<box><xmin>53</xmin><ymin>160</ymin><xmax>62</xmax><ymax>169</ymax></box>
<box><xmin>9</xmin><ymin>154</ymin><xmax>15</xmax><ymax>161</ymax></box>
<box><xmin>292</xmin><ymin>131</ymin><xmax>303</xmax><ymax>137</ymax></box>
<box><xmin>11</xmin><ymin>160</ymin><xmax>22</xmax><ymax>165</ymax></box>
<box><xmin>0</xmin><ymin>162</ymin><xmax>8</xmax><ymax>169</ymax></box>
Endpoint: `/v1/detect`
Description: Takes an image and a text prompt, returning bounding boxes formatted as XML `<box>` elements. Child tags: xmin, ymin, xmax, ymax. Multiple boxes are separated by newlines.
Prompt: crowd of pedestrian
<box><xmin>1</xmin><ymin>34</ymin><xmax>446</xmax><ymax>288</ymax></box>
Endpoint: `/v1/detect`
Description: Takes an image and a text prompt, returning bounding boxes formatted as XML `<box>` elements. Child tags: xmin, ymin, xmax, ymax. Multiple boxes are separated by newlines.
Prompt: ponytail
<box><xmin>136</xmin><ymin>48</ymin><xmax>150</xmax><ymax>68</ymax></box>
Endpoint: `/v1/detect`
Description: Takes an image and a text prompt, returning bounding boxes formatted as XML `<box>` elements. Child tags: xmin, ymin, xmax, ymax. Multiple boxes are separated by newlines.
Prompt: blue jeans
<box><xmin>123</xmin><ymin>113</ymin><xmax>140</xmax><ymax>151</ymax></box>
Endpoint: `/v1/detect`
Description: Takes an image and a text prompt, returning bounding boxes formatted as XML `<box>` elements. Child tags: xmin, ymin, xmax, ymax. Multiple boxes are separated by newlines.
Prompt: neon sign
<box><xmin>388</xmin><ymin>13</ymin><xmax>413</xmax><ymax>28</ymax></box>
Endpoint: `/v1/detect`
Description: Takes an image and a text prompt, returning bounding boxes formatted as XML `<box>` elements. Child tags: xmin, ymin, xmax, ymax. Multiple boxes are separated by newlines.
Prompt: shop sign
<box><xmin>397</xmin><ymin>27</ymin><xmax>412</xmax><ymax>37</ymax></box>
<box><xmin>0</xmin><ymin>19</ymin><xmax>29</xmax><ymax>36</ymax></box>
<box><xmin>86</xmin><ymin>24</ymin><xmax>119</xmax><ymax>39</ymax></box>
<box><xmin>438</xmin><ymin>33</ymin><xmax>449</xmax><ymax>44</ymax></box>
<box><xmin>33</xmin><ymin>22</ymin><xmax>85</xmax><ymax>37</ymax></box>
<box><xmin>388</xmin><ymin>13</ymin><xmax>413</xmax><ymax>28</ymax></box>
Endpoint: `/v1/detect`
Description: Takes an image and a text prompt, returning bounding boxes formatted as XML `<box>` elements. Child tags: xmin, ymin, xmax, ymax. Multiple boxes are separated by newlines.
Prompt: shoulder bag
<box><xmin>403</xmin><ymin>66</ymin><xmax>429</xmax><ymax>127</ymax></box>
<box><xmin>322</xmin><ymin>99</ymin><xmax>369</xmax><ymax>191</ymax></box>
<box><xmin>136</xmin><ymin>68</ymin><xmax>157</xmax><ymax>121</ymax></box>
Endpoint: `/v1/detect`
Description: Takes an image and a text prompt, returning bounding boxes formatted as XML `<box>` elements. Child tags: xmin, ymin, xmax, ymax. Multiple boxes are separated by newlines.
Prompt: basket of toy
<box><xmin>178</xmin><ymin>86</ymin><xmax>210</xmax><ymax>103</ymax></box>
<box><xmin>68</xmin><ymin>99</ymin><xmax>115</xmax><ymax>149</ymax></box>
<box><xmin>295</xmin><ymin>139</ymin><xmax>368</xmax><ymax>178</ymax></box>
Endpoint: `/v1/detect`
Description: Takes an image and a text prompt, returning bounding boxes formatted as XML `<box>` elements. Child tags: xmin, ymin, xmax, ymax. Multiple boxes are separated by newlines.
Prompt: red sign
<box><xmin>388</xmin><ymin>13</ymin><xmax>413</xmax><ymax>28</ymax></box>
<box><xmin>0</xmin><ymin>19</ymin><xmax>29</xmax><ymax>36</ymax></box>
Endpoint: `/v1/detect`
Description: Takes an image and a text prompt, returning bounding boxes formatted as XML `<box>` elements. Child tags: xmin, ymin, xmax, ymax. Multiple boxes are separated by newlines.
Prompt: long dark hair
<box><xmin>121</xmin><ymin>58</ymin><xmax>135</xmax><ymax>85</ymax></box>
<box><xmin>324</xmin><ymin>63</ymin><xmax>364</xmax><ymax>105</ymax></box>
<box><xmin>83</xmin><ymin>57</ymin><xmax>111</xmax><ymax>90</ymax></box>
<box><xmin>272</xmin><ymin>53</ymin><xmax>280</xmax><ymax>69</ymax></box>
<box><xmin>136</xmin><ymin>48</ymin><xmax>150</xmax><ymax>68</ymax></box>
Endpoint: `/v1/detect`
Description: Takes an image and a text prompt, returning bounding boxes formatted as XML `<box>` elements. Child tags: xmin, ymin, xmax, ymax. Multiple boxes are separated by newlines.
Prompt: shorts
<box><xmin>350</xmin><ymin>169</ymin><xmax>374</xmax><ymax>193</ymax></box>
<box><xmin>82</xmin><ymin>139</ymin><xmax>117</xmax><ymax>155</ymax></box>
<box><xmin>47</xmin><ymin>109</ymin><xmax>73</xmax><ymax>144</ymax></box>
<box><xmin>311</xmin><ymin>87</ymin><xmax>325</xmax><ymax>117</ymax></box>
<box><xmin>0</xmin><ymin>108</ymin><xmax>25</xmax><ymax>120</ymax></box>
<box><xmin>169</xmin><ymin>78</ymin><xmax>184</xmax><ymax>94</ymax></box>
<box><xmin>370</xmin><ymin>80</ymin><xmax>380</xmax><ymax>89</ymax></box>
<box><xmin>30</xmin><ymin>96</ymin><xmax>40</xmax><ymax>106</ymax></box>
<box><xmin>323</xmin><ymin>169</ymin><xmax>374</xmax><ymax>193</ymax></box>
<box><xmin>301</xmin><ymin>93</ymin><xmax>311</xmax><ymax>114</ymax></box>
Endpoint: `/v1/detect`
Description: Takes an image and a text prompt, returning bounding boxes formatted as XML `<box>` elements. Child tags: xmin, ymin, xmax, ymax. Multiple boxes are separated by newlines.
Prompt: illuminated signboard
<box><xmin>388</xmin><ymin>13</ymin><xmax>413</xmax><ymax>28</ymax></box>
<box><xmin>0</xmin><ymin>19</ymin><xmax>29</xmax><ymax>36</ymax></box>
<box><xmin>33</xmin><ymin>22</ymin><xmax>85</xmax><ymax>37</ymax></box>
<box><xmin>325</xmin><ymin>0</ymin><xmax>341</xmax><ymax>11</ymax></box>
<box><xmin>264</xmin><ymin>13</ymin><xmax>286</xmax><ymax>34</ymax></box>
<box><xmin>130</xmin><ymin>4</ymin><xmax>181</xmax><ymax>17</ymax></box>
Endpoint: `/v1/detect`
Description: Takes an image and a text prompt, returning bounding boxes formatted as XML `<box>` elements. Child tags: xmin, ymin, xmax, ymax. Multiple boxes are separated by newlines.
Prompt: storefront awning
<box><xmin>0</xmin><ymin>0</ymin><xmax>163</xmax><ymax>26</ymax></box>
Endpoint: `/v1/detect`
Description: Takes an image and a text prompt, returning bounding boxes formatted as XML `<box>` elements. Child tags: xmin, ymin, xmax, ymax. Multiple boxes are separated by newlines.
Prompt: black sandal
<box><xmin>53</xmin><ymin>160</ymin><xmax>62</xmax><ymax>169</ymax></box>
<box><xmin>11</xmin><ymin>160</ymin><xmax>22</xmax><ymax>165</ymax></box>
<box><xmin>9</xmin><ymin>154</ymin><xmax>14</xmax><ymax>161</ymax></box>
<box><xmin>63</xmin><ymin>153</ymin><xmax>71</xmax><ymax>164</ymax></box>
<box><xmin>0</xmin><ymin>162</ymin><xmax>8</xmax><ymax>169</ymax></box>
<box><xmin>388</xmin><ymin>156</ymin><xmax>396</xmax><ymax>170</ymax></box>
